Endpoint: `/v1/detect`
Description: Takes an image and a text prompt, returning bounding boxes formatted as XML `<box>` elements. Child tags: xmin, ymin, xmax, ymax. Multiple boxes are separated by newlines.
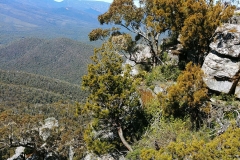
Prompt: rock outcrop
<box><xmin>132</xmin><ymin>44</ymin><xmax>152</xmax><ymax>63</ymax></box>
<box><xmin>39</xmin><ymin>117</ymin><xmax>58</xmax><ymax>141</ymax></box>
<box><xmin>83</xmin><ymin>153</ymin><xmax>125</xmax><ymax>160</ymax></box>
<box><xmin>230</xmin><ymin>10</ymin><xmax>240</xmax><ymax>24</ymax></box>
<box><xmin>202</xmin><ymin>24</ymin><xmax>240</xmax><ymax>98</ymax></box>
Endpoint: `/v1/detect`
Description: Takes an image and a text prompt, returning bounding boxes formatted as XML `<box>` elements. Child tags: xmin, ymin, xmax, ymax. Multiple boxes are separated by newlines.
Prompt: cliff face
<box><xmin>202</xmin><ymin>24</ymin><xmax>240</xmax><ymax>98</ymax></box>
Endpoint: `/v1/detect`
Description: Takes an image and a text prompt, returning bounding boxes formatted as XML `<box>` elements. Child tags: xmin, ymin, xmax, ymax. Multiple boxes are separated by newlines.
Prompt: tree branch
<box><xmin>117</xmin><ymin>126</ymin><xmax>133</xmax><ymax>152</ymax></box>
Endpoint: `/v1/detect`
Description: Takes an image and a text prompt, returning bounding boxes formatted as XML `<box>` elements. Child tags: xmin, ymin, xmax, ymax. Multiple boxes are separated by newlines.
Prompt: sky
<box><xmin>95</xmin><ymin>0</ymin><xmax>112</xmax><ymax>2</ymax></box>
<box><xmin>54</xmin><ymin>0</ymin><xmax>113</xmax><ymax>2</ymax></box>
<box><xmin>54</xmin><ymin>0</ymin><xmax>139</xmax><ymax>4</ymax></box>
<box><xmin>95</xmin><ymin>0</ymin><xmax>139</xmax><ymax>4</ymax></box>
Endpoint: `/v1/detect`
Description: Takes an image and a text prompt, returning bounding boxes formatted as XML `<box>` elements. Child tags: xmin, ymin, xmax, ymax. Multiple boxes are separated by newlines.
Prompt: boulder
<box><xmin>132</xmin><ymin>44</ymin><xmax>152</xmax><ymax>63</ymax></box>
<box><xmin>83</xmin><ymin>153</ymin><xmax>125</xmax><ymax>160</ymax></box>
<box><xmin>124</xmin><ymin>59</ymin><xmax>139</xmax><ymax>76</ymax></box>
<box><xmin>202</xmin><ymin>52</ymin><xmax>240</xmax><ymax>93</ymax></box>
<box><xmin>202</xmin><ymin>24</ymin><xmax>240</xmax><ymax>98</ymax></box>
<box><xmin>210</xmin><ymin>24</ymin><xmax>240</xmax><ymax>58</ymax></box>
<box><xmin>154</xmin><ymin>85</ymin><xmax>165</xmax><ymax>95</ymax></box>
<box><xmin>8</xmin><ymin>147</ymin><xmax>25</xmax><ymax>160</ymax></box>
<box><xmin>123</xmin><ymin>44</ymin><xmax>152</xmax><ymax>76</ymax></box>
<box><xmin>39</xmin><ymin>117</ymin><xmax>58</xmax><ymax>141</ymax></box>
<box><xmin>229</xmin><ymin>10</ymin><xmax>240</xmax><ymax>24</ymax></box>
<box><xmin>166</xmin><ymin>50</ymin><xmax>179</xmax><ymax>65</ymax></box>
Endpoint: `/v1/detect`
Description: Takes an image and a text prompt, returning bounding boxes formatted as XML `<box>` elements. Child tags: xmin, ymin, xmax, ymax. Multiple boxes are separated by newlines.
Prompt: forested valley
<box><xmin>1</xmin><ymin>0</ymin><xmax>240</xmax><ymax>160</ymax></box>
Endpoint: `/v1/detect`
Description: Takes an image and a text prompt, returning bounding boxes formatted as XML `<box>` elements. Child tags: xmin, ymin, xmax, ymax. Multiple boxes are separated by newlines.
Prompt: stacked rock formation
<box><xmin>202</xmin><ymin>24</ymin><xmax>240</xmax><ymax>98</ymax></box>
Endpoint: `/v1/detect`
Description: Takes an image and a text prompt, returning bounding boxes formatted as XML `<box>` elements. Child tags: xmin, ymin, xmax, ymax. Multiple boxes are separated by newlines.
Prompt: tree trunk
<box><xmin>117</xmin><ymin>126</ymin><xmax>133</xmax><ymax>152</ymax></box>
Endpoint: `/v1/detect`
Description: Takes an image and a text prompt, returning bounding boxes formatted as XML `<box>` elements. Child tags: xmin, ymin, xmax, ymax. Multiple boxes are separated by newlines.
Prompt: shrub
<box><xmin>158</xmin><ymin>62</ymin><xmax>210</xmax><ymax>129</ymax></box>
<box><xmin>140</xmin><ymin>123</ymin><xmax>240</xmax><ymax>160</ymax></box>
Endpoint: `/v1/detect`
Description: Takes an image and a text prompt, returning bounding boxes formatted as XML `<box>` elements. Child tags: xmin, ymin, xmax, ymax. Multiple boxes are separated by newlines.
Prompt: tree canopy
<box><xmin>89</xmin><ymin>0</ymin><xmax>235</xmax><ymax>67</ymax></box>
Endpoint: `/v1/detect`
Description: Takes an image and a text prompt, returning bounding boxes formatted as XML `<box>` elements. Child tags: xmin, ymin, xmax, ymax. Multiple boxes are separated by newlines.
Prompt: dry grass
<box><xmin>139</xmin><ymin>88</ymin><xmax>156</xmax><ymax>107</ymax></box>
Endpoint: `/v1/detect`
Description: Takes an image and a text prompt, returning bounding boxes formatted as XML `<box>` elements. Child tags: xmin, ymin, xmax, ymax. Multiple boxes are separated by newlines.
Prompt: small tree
<box><xmin>89</xmin><ymin>0</ymin><xmax>172</xmax><ymax>67</ymax></box>
<box><xmin>82</xmin><ymin>42</ymin><xmax>148</xmax><ymax>154</ymax></box>
<box><xmin>158</xmin><ymin>62</ymin><xmax>210</xmax><ymax>129</ymax></box>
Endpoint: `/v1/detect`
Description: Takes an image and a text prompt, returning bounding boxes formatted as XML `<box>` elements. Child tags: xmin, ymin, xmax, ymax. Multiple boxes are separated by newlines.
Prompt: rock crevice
<box><xmin>202</xmin><ymin>24</ymin><xmax>240</xmax><ymax>98</ymax></box>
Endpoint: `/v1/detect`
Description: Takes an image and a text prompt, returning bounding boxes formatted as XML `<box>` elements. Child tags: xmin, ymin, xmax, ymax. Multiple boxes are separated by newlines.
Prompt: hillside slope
<box><xmin>0</xmin><ymin>69</ymin><xmax>87</xmax><ymax>105</ymax></box>
<box><xmin>0</xmin><ymin>37</ymin><xmax>93</xmax><ymax>84</ymax></box>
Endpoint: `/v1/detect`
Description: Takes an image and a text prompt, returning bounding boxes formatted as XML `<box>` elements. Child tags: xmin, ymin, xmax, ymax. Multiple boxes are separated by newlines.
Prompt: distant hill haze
<box><xmin>0</xmin><ymin>0</ymin><xmax>110</xmax><ymax>43</ymax></box>
<box><xmin>0</xmin><ymin>37</ymin><xmax>93</xmax><ymax>84</ymax></box>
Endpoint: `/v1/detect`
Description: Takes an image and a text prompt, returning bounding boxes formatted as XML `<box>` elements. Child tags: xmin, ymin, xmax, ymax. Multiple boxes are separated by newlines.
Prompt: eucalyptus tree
<box><xmin>89</xmin><ymin>0</ymin><xmax>235</xmax><ymax>66</ymax></box>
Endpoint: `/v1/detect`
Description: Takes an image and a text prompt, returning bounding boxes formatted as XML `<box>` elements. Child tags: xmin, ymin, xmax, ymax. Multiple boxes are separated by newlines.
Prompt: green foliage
<box><xmin>153</xmin><ymin>0</ymin><xmax>235</xmax><ymax>64</ymax></box>
<box><xmin>140</xmin><ymin>123</ymin><xmax>240</xmax><ymax>160</ymax></box>
<box><xmin>145</xmin><ymin>64</ymin><xmax>181</xmax><ymax>86</ymax></box>
<box><xmin>127</xmin><ymin>117</ymin><xmax>211</xmax><ymax>160</ymax></box>
<box><xmin>212</xmin><ymin>93</ymin><xmax>238</xmax><ymax>106</ymax></box>
<box><xmin>90</xmin><ymin>0</ymin><xmax>235</xmax><ymax>67</ymax></box>
<box><xmin>234</xmin><ymin>12</ymin><xmax>240</xmax><ymax>16</ymax></box>
<box><xmin>82</xmin><ymin>41</ymin><xmax>149</xmax><ymax>154</ymax></box>
<box><xmin>83</xmin><ymin>125</ymin><xmax>116</xmax><ymax>155</ymax></box>
<box><xmin>158</xmin><ymin>62</ymin><xmax>210</xmax><ymax>128</ymax></box>
<box><xmin>0</xmin><ymin>69</ymin><xmax>87</xmax><ymax>105</ymax></box>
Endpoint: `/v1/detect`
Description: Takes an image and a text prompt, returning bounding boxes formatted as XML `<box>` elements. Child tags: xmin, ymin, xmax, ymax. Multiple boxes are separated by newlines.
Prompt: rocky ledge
<box><xmin>202</xmin><ymin>24</ymin><xmax>240</xmax><ymax>98</ymax></box>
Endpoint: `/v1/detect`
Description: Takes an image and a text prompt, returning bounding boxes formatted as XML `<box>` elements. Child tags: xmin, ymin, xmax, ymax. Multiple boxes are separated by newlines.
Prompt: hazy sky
<box><xmin>54</xmin><ymin>0</ymin><xmax>138</xmax><ymax>4</ymax></box>
<box><xmin>54</xmin><ymin>0</ymin><xmax>114</xmax><ymax>2</ymax></box>
<box><xmin>96</xmin><ymin>0</ymin><xmax>139</xmax><ymax>3</ymax></box>
<box><xmin>95</xmin><ymin>0</ymin><xmax>112</xmax><ymax>2</ymax></box>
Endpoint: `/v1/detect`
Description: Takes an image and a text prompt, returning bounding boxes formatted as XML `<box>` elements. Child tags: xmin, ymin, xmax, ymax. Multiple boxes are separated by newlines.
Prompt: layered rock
<box><xmin>202</xmin><ymin>24</ymin><xmax>240</xmax><ymax>98</ymax></box>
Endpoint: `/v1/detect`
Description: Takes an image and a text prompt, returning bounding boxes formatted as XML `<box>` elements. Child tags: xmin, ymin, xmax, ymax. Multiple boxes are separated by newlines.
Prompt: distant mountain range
<box><xmin>0</xmin><ymin>0</ymin><xmax>110</xmax><ymax>43</ymax></box>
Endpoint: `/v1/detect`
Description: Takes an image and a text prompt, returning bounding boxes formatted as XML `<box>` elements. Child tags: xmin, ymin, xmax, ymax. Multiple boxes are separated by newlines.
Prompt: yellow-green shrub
<box><xmin>140</xmin><ymin>123</ymin><xmax>240</xmax><ymax>160</ymax></box>
<box><xmin>158</xmin><ymin>62</ymin><xmax>210</xmax><ymax>128</ymax></box>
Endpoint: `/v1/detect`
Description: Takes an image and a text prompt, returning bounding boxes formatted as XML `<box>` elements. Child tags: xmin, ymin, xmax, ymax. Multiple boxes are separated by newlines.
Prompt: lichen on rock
<box><xmin>202</xmin><ymin>24</ymin><xmax>240</xmax><ymax>98</ymax></box>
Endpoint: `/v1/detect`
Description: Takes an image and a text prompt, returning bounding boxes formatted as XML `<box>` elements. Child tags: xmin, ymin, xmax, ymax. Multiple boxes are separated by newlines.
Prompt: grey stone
<box><xmin>154</xmin><ymin>85</ymin><xmax>165</xmax><ymax>94</ymax></box>
<box><xmin>39</xmin><ymin>117</ymin><xmax>58</xmax><ymax>141</ymax></box>
<box><xmin>83</xmin><ymin>153</ymin><xmax>118</xmax><ymax>160</ymax></box>
<box><xmin>202</xmin><ymin>24</ymin><xmax>240</xmax><ymax>97</ymax></box>
<box><xmin>202</xmin><ymin>52</ymin><xmax>240</xmax><ymax>93</ymax></box>
<box><xmin>229</xmin><ymin>11</ymin><xmax>240</xmax><ymax>24</ymax></box>
<box><xmin>167</xmin><ymin>50</ymin><xmax>179</xmax><ymax>65</ymax></box>
<box><xmin>124</xmin><ymin>59</ymin><xmax>139</xmax><ymax>76</ymax></box>
<box><xmin>7</xmin><ymin>147</ymin><xmax>25</xmax><ymax>160</ymax></box>
<box><xmin>210</xmin><ymin>24</ymin><xmax>240</xmax><ymax>58</ymax></box>
<box><xmin>133</xmin><ymin>44</ymin><xmax>152</xmax><ymax>63</ymax></box>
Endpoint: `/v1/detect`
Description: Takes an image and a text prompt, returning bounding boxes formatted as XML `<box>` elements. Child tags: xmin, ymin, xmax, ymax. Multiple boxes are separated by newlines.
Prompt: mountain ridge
<box><xmin>0</xmin><ymin>0</ymin><xmax>110</xmax><ymax>43</ymax></box>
